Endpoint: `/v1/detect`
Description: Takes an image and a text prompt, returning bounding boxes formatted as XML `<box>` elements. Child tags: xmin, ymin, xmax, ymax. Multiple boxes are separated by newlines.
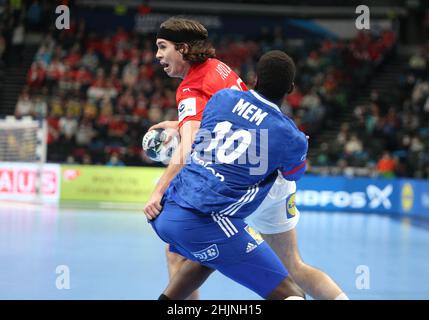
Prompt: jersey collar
<box><xmin>249</xmin><ymin>90</ymin><xmax>281</xmax><ymax>112</ymax></box>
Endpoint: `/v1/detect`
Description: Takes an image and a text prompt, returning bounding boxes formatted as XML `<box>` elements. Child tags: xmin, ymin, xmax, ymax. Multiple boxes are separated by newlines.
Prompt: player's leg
<box><xmin>151</xmin><ymin>199</ymin><xmax>303</xmax><ymax>300</ymax></box>
<box><xmin>161</xmin><ymin>247</ymin><xmax>303</xmax><ymax>300</ymax></box>
<box><xmin>266</xmin><ymin>276</ymin><xmax>305</xmax><ymax>300</ymax></box>
<box><xmin>163</xmin><ymin>259</ymin><xmax>215</xmax><ymax>300</ymax></box>
<box><xmin>262</xmin><ymin>229</ymin><xmax>348</xmax><ymax>300</ymax></box>
<box><xmin>214</xmin><ymin>240</ymin><xmax>305</xmax><ymax>300</ymax></box>
<box><xmin>245</xmin><ymin>178</ymin><xmax>348</xmax><ymax>300</ymax></box>
<box><xmin>151</xmin><ymin>200</ymin><xmax>218</xmax><ymax>299</ymax></box>
<box><xmin>165</xmin><ymin>246</ymin><xmax>200</xmax><ymax>300</ymax></box>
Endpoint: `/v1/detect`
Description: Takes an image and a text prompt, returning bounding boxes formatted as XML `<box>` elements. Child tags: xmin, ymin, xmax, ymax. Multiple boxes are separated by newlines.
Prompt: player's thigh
<box><xmin>151</xmin><ymin>200</ymin><xmax>240</xmax><ymax>261</ymax></box>
<box><xmin>206</xmin><ymin>223</ymin><xmax>290</xmax><ymax>299</ymax></box>
<box><xmin>214</xmin><ymin>240</ymin><xmax>289</xmax><ymax>299</ymax></box>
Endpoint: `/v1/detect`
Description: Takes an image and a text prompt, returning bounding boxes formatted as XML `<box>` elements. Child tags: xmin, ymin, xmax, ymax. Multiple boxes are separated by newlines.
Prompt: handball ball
<box><xmin>142</xmin><ymin>129</ymin><xmax>180</xmax><ymax>164</ymax></box>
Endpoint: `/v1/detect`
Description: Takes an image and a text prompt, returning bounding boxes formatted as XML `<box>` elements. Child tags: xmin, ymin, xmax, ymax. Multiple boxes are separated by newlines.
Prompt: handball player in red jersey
<box><xmin>143</xmin><ymin>17</ymin><xmax>348</xmax><ymax>301</ymax></box>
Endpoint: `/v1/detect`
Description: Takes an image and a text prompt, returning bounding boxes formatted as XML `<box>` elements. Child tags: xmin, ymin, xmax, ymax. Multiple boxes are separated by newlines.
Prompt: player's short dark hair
<box><xmin>158</xmin><ymin>17</ymin><xmax>216</xmax><ymax>63</ymax></box>
<box><xmin>255</xmin><ymin>50</ymin><xmax>296</xmax><ymax>101</ymax></box>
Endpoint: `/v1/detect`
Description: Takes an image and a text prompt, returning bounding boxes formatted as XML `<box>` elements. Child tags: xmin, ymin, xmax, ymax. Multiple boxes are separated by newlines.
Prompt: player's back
<box><xmin>167</xmin><ymin>89</ymin><xmax>307</xmax><ymax>217</ymax></box>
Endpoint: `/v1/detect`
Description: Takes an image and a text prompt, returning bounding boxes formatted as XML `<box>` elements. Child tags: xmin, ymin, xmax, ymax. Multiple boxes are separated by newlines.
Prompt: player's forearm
<box><xmin>152</xmin><ymin>141</ymin><xmax>190</xmax><ymax>195</ymax></box>
<box><xmin>152</xmin><ymin>120</ymin><xmax>200</xmax><ymax>196</ymax></box>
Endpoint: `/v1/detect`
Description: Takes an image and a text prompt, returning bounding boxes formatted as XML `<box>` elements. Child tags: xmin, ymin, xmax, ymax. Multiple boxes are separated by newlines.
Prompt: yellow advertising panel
<box><xmin>61</xmin><ymin>165</ymin><xmax>165</xmax><ymax>203</ymax></box>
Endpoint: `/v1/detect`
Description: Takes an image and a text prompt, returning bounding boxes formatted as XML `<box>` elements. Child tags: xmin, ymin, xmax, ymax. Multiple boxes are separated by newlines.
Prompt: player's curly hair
<box><xmin>255</xmin><ymin>50</ymin><xmax>296</xmax><ymax>101</ymax></box>
<box><xmin>160</xmin><ymin>17</ymin><xmax>216</xmax><ymax>63</ymax></box>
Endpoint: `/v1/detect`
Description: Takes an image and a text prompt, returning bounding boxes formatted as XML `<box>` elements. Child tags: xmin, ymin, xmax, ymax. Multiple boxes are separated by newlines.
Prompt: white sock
<box><xmin>334</xmin><ymin>292</ymin><xmax>349</xmax><ymax>300</ymax></box>
<box><xmin>285</xmin><ymin>296</ymin><xmax>305</xmax><ymax>300</ymax></box>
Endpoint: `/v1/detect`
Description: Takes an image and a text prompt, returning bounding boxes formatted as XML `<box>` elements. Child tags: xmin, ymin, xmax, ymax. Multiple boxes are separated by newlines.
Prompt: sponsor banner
<box><xmin>399</xmin><ymin>180</ymin><xmax>429</xmax><ymax>218</ymax></box>
<box><xmin>0</xmin><ymin>162</ymin><xmax>60</xmax><ymax>203</ymax></box>
<box><xmin>60</xmin><ymin>165</ymin><xmax>165</xmax><ymax>203</ymax></box>
<box><xmin>296</xmin><ymin>175</ymin><xmax>429</xmax><ymax>217</ymax></box>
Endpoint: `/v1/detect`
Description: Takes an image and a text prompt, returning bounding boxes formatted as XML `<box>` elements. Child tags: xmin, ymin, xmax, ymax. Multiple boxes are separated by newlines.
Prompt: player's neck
<box><xmin>272</xmin><ymin>99</ymin><xmax>281</xmax><ymax>107</ymax></box>
<box><xmin>179</xmin><ymin>63</ymin><xmax>192</xmax><ymax>79</ymax></box>
<box><xmin>256</xmin><ymin>90</ymin><xmax>282</xmax><ymax>108</ymax></box>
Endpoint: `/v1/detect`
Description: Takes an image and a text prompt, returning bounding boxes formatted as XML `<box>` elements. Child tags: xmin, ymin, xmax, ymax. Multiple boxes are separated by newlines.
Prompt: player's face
<box><xmin>156</xmin><ymin>39</ymin><xmax>189</xmax><ymax>79</ymax></box>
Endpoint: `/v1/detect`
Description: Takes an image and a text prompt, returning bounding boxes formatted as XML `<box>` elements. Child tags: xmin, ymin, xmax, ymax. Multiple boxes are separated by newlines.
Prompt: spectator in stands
<box><xmin>26</xmin><ymin>62</ymin><xmax>46</xmax><ymax>88</ymax></box>
<box><xmin>59</xmin><ymin>111</ymin><xmax>78</xmax><ymax>143</ymax></box>
<box><xmin>106</xmin><ymin>152</ymin><xmax>124</xmax><ymax>166</ymax></box>
<box><xmin>377</xmin><ymin>151</ymin><xmax>397</xmax><ymax>178</ymax></box>
<box><xmin>15</xmin><ymin>89</ymin><xmax>34</xmax><ymax>118</ymax></box>
<box><xmin>76</xmin><ymin>118</ymin><xmax>96</xmax><ymax>147</ymax></box>
<box><xmin>344</xmin><ymin>134</ymin><xmax>364</xmax><ymax>159</ymax></box>
<box><xmin>33</xmin><ymin>94</ymin><xmax>47</xmax><ymax>118</ymax></box>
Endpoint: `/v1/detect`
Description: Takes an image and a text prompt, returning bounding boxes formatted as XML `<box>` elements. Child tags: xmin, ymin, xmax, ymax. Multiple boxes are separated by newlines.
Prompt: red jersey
<box><xmin>176</xmin><ymin>58</ymin><xmax>247</xmax><ymax>128</ymax></box>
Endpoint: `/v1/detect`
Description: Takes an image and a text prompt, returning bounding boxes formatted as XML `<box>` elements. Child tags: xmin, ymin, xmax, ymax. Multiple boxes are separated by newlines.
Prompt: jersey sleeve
<box><xmin>177</xmin><ymin>76</ymin><xmax>219</xmax><ymax>128</ymax></box>
<box><xmin>280</xmin><ymin>132</ymin><xmax>308</xmax><ymax>181</ymax></box>
<box><xmin>177</xmin><ymin>93</ymin><xmax>208</xmax><ymax>129</ymax></box>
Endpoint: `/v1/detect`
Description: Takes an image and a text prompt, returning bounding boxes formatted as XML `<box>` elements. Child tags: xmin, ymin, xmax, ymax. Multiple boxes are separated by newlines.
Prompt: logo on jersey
<box><xmin>178</xmin><ymin>97</ymin><xmax>197</xmax><ymax>122</ymax></box>
<box><xmin>182</xmin><ymin>88</ymin><xmax>191</xmax><ymax>92</ymax></box>
<box><xmin>246</xmin><ymin>242</ymin><xmax>257</xmax><ymax>253</ymax></box>
<box><xmin>244</xmin><ymin>225</ymin><xmax>264</xmax><ymax>245</ymax></box>
<box><xmin>191</xmin><ymin>244</ymin><xmax>219</xmax><ymax>262</ymax></box>
<box><xmin>286</xmin><ymin>193</ymin><xmax>297</xmax><ymax>219</ymax></box>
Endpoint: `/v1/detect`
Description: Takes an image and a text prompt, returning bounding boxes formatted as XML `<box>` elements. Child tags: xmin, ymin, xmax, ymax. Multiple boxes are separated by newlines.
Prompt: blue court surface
<box><xmin>1</xmin><ymin>202</ymin><xmax>428</xmax><ymax>300</ymax></box>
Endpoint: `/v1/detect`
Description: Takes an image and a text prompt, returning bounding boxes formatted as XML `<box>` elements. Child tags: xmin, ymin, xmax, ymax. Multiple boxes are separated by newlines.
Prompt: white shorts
<box><xmin>244</xmin><ymin>174</ymin><xmax>300</xmax><ymax>234</ymax></box>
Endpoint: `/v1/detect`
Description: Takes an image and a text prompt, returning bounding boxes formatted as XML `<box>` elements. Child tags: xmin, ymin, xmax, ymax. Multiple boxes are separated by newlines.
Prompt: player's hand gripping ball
<box><xmin>142</xmin><ymin>129</ymin><xmax>180</xmax><ymax>164</ymax></box>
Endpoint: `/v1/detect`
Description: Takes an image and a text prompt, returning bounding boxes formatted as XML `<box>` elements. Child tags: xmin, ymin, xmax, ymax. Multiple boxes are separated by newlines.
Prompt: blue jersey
<box><xmin>166</xmin><ymin>89</ymin><xmax>308</xmax><ymax>218</ymax></box>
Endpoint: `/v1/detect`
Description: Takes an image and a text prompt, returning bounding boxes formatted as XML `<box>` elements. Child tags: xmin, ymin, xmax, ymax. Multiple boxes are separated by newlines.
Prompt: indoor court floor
<box><xmin>1</xmin><ymin>202</ymin><xmax>428</xmax><ymax>300</ymax></box>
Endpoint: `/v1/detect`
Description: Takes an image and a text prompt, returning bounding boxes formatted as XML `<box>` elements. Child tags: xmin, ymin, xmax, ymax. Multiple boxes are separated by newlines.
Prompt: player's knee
<box><xmin>166</xmin><ymin>247</ymin><xmax>187</xmax><ymax>270</ymax></box>
<box><xmin>166</xmin><ymin>247</ymin><xmax>185</xmax><ymax>263</ymax></box>
<box><xmin>266</xmin><ymin>276</ymin><xmax>305</xmax><ymax>300</ymax></box>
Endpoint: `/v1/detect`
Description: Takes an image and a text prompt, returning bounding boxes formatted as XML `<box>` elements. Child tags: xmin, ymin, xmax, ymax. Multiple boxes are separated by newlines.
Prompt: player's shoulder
<box><xmin>211</xmin><ymin>87</ymin><xmax>247</xmax><ymax>100</ymax></box>
<box><xmin>278</xmin><ymin>113</ymin><xmax>303</xmax><ymax>136</ymax></box>
<box><xmin>177</xmin><ymin>59</ymin><xmax>218</xmax><ymax>94</ymax></box>
<box><xmin>201</xmin><ymin>59</ymin><xmax>237</xmax><ymax>87</ymax></box>
<box><xmin>279</xmin><ymin>115</ymin><xmax>308</xmax><ymax>150</ymax></box>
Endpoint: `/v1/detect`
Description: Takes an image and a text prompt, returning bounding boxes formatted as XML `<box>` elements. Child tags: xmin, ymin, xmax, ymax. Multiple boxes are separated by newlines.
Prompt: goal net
<box><xmin>0</xmin><ymin>116</ymin><xmax>50</xmax><ymax>203</ymax></box>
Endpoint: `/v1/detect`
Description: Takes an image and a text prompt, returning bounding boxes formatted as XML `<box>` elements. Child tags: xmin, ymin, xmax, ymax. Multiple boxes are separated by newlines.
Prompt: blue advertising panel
<box><xmin>296</xmin><ymin>175</ymin><xmax>429</xmax><ymax>218</ymax></box>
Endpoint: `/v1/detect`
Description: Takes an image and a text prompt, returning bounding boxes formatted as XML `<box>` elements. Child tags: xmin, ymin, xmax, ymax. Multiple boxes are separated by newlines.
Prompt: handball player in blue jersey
<box><xmin>150</xmin><ymin>51</ymin><xmax>309</xmax><ymax>299</ymax></box>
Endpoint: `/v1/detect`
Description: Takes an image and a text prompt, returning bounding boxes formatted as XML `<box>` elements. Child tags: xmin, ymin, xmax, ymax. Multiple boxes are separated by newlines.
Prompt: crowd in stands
<box><xmin>12</xmin><ymin>14</ymin><xmax>397</xmax><ymax>170</ymax></box>
<box><xmin>1</xmin><ymin>1</ymin><xmax>51</xmax><ymax>63</ymax></box>
<box><xmin>313</xmin><ymin>45</ymin><xmax>429</xmax><ymax>179</ymax></box>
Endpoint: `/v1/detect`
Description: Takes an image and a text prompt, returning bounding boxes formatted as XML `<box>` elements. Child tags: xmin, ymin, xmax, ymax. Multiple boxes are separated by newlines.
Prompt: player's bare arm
<box><xmin>143</xmin><ymin>120</ymin><xmax>200</xmax><ymax>220</ymax></box>
<box><xmin>148</xmin><ymin>120</ymin><xmax>179</xmax><ymax>132</ymax></box>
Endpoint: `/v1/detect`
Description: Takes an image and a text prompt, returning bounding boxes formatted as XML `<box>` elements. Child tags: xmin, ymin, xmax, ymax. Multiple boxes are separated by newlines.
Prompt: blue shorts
<box><xmin>150</xmin><ymin>199</ymin><xmax>288</xmax><ymax>298</ymax></box>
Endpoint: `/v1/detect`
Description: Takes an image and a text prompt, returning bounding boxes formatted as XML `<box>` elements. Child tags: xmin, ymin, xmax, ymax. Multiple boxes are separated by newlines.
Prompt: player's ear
<box><xmin>178</xmin><ymin>43</ymin><xmax>189</xmax><ymax>55</ymax></box>
<box><xmin>254</xmin><ymin>77</ymin><xmax>259</xmax><ymax>90</ymax></box>
<box><xmin>288</xmin><ymin>82</ymin><xmax>295</xmax><ymax>94</ymax></box>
